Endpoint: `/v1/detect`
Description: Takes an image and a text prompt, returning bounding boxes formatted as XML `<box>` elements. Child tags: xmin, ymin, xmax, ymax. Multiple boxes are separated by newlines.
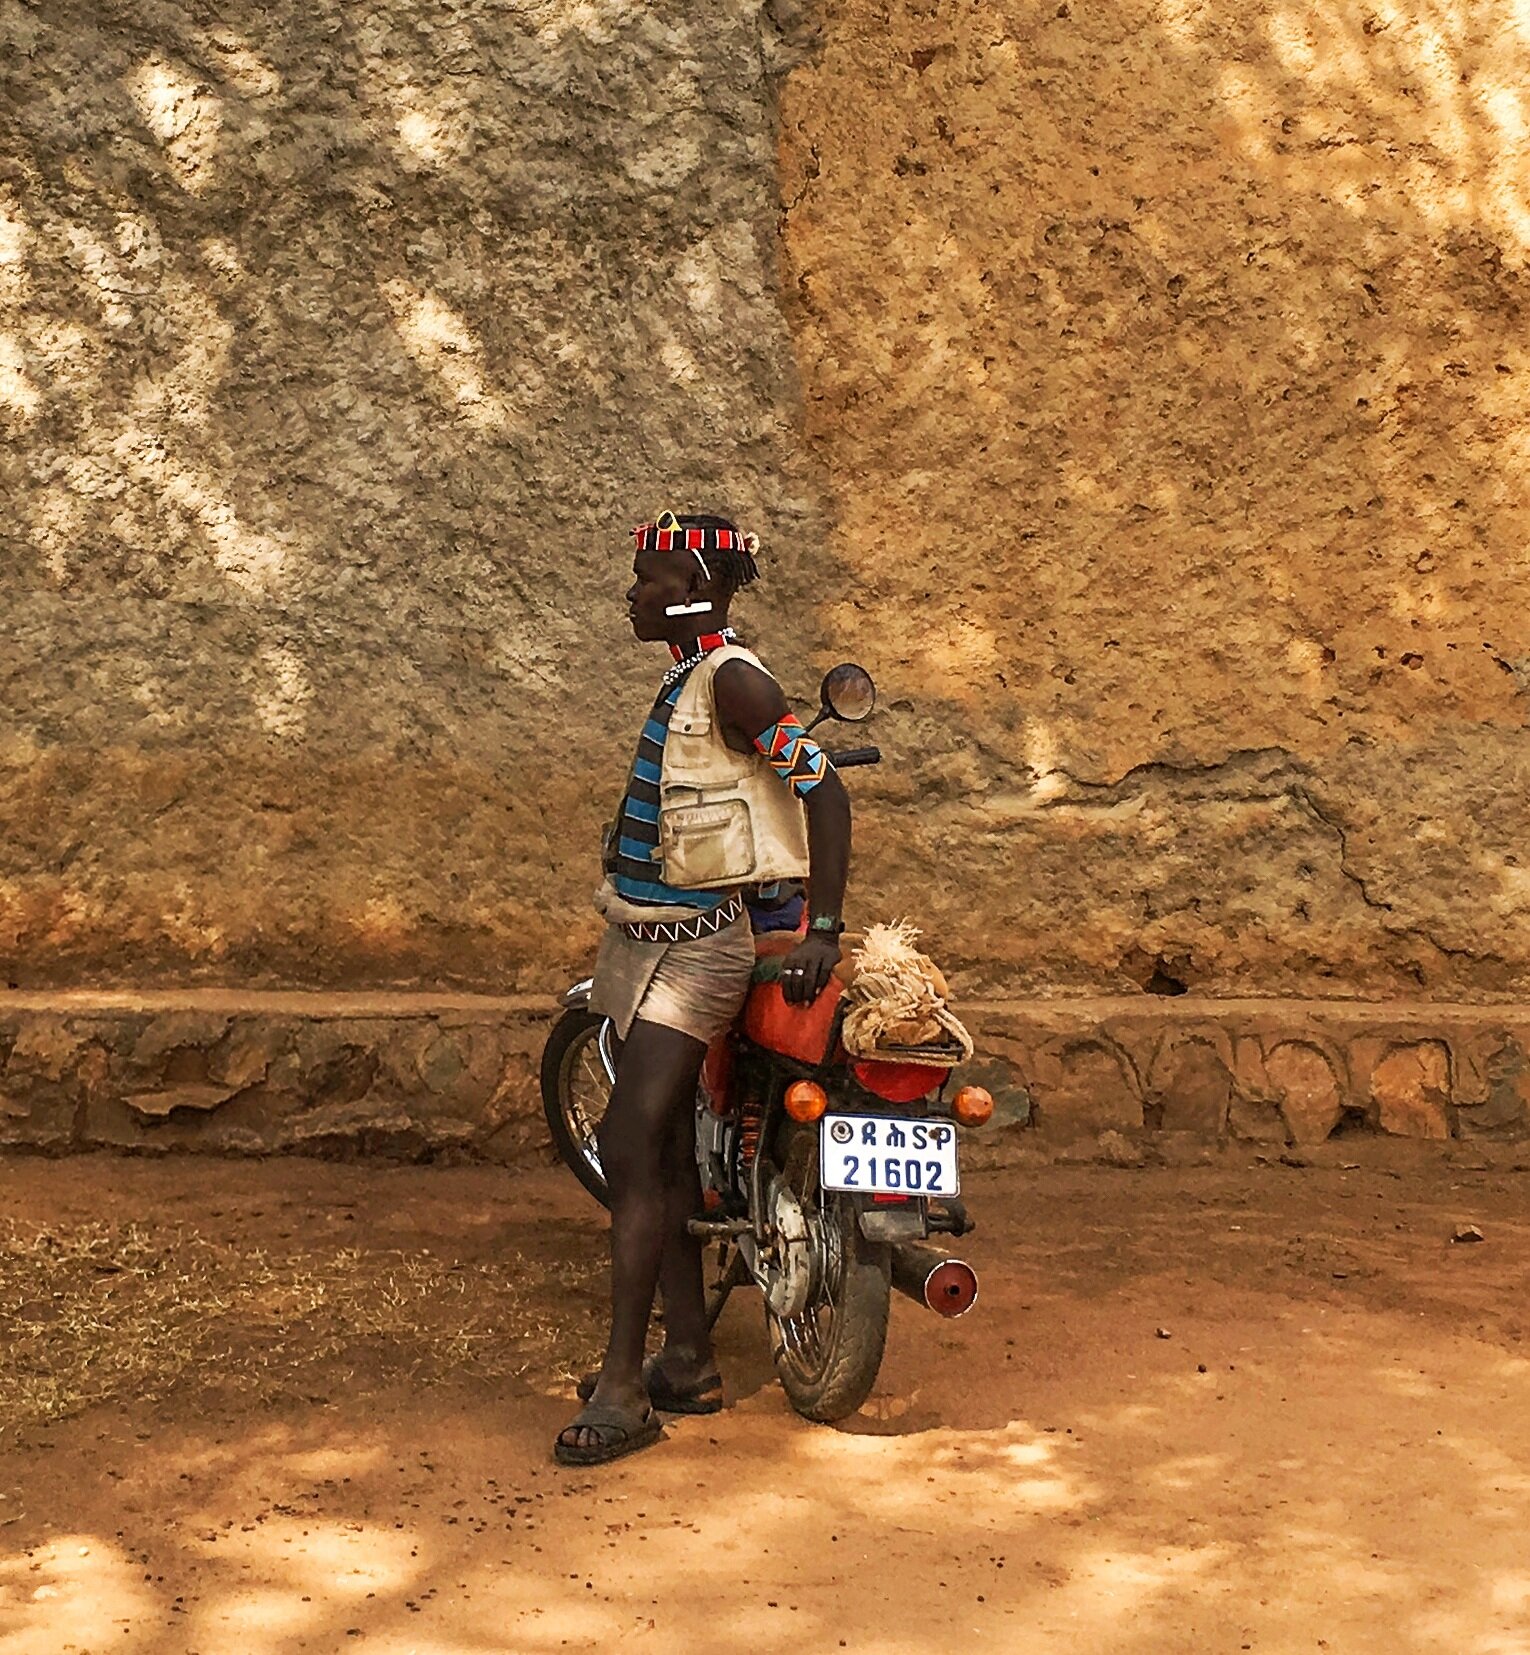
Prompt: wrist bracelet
<box><xmin>809</xmin><ymin>915</ymin><xmax>845</xmax><ymax>937</ymax></box>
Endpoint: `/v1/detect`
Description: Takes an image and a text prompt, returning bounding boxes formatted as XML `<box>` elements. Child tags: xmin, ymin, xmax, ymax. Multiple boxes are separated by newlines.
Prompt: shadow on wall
<box><xmin>779</xmin><ymin>0</ymin><xmax>1530</xmax><ymax>1000</ymax></box>
<box><xmin>0</xmin><ymin>0</ymin><xmax>828</xmax><ymax>991</ymax></box>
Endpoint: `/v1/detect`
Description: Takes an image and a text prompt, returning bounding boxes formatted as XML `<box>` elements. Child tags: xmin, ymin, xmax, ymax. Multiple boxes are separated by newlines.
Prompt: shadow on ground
<box><xmin>0</xmin><ymin>1156</ymin><xmax>1527</xmax><ymax>1652</ymax></box>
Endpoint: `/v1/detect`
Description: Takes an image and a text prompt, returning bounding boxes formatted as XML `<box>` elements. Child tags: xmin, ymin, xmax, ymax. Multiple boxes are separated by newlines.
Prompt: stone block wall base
<box><xmin>0</xmin><ymin>990</ymin><xmax>555</xmax><ymax>1164</ymax></box>
<box><xmin>2</xmin><ymin>991</ymin><xmax>1529</xmax><ymax>1163</ymax></box>
<box><xmin>963</xmin><ymin>997</ymin><xmax>1530</xmax><ymax>1149</ymax></box>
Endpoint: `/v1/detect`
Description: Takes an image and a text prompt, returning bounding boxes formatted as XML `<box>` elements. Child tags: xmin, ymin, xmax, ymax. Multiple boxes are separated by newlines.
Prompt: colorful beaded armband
<box><xmin>753</xmin><ymin>714</ymin><xmax>829</xmax><ymax>798</ymax></box>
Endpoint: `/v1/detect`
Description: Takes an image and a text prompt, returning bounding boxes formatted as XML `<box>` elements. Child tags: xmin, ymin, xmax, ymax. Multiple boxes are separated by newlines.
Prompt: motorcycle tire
<box><xmin>766</xmin><ymin>1188</ymin><xmax>891</xmax><ymax>1424</ymax></box>
<box><xmin>540</xmin><ymin>1007</ymin><xmax>613</xmax><ymax>1209</ymax></box>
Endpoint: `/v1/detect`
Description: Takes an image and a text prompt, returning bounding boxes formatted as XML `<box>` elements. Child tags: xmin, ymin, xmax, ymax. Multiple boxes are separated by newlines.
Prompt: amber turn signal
<box><xmin>951</xmin><ymin>1084</ymin><xmax>994</xmax><ymax>1127</ymax></box>
<box><xmin>785</xmin><ymin>1080</ymin><xmax>830</xmax><ymax>1123</ymax></box>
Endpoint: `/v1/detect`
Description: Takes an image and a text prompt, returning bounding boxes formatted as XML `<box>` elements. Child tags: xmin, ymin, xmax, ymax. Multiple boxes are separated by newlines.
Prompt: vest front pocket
<box><xmin>659</xmin><ymin>797</ymin><xmax>757</xmax><ymax>887</ymax></box>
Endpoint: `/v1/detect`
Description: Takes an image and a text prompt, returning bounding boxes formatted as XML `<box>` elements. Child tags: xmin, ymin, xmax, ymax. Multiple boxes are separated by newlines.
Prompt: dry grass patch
<box><xmin>0</xmin><ymin>1218</ymin><xmax>603</xmax><ymax>1437</ymax></box>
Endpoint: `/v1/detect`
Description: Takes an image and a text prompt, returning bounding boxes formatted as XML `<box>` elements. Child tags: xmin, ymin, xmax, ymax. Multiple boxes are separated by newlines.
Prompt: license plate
<box><xmin>819</xmin><ymin>1113</ymin><xmax>959</xmax><ymax>1197</ymax></box>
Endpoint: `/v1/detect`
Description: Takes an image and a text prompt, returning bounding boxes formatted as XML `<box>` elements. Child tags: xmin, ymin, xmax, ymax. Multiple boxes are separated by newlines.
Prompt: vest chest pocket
<box><xmin>663</xmin><ymin>708</ymin><xmax>720</xmax><ymax>785</ymax></box>
<box><xmin>658</xmin><ymin>797</ymin><xmax>757</xmax><ymax>888</ymax></box>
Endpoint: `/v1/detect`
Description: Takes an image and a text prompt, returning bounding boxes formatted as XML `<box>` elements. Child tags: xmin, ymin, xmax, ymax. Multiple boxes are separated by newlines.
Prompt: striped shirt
<box><xmin>611</xmin><ymin>669</ymin><xmax>732</xmax><ymax>912</ymax></box>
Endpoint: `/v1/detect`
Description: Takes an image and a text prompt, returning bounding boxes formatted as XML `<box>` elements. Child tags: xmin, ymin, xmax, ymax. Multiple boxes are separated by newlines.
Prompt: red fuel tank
<box><xmin>741</xmin><ymin>977</ymin><xmax>844</xmax><ymax>1065</ymax></box>
<box><xmin>741</xmin><ymin>933</ymin><xmax>846</xmax><ymax>1065</ymax></box>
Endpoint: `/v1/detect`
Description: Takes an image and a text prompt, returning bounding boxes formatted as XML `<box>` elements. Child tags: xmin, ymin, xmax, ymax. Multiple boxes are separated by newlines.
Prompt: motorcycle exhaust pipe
<box><xmin>890</xmin><ymin>1242</ymin><xmax>979</xmax><ymax>1318</ymax></box>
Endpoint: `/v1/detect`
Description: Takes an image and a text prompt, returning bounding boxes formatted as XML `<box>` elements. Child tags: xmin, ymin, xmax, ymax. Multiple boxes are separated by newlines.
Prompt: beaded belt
<box><xmin>621</xmin><ymin>893</ymin><xmax>745</xmax><ymax>945</ymax></box>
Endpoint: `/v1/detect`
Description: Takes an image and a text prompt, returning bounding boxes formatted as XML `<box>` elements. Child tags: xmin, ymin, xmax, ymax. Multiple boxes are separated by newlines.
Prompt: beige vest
<box><xmin>657</xmin><ymin>644</ymin><xmax>811</xmax><ymax>890</ymax></box>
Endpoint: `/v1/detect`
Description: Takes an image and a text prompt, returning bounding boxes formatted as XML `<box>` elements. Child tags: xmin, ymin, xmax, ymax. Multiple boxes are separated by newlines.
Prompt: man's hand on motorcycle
<box><xmin>780</xmin><ymin>934</ymin><xmax>840</xmax><ymax>1005</ymax></box>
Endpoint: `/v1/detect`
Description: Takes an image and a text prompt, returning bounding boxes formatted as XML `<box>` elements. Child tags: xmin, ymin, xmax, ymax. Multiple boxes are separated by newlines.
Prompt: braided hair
<box><xmin>682</xmin><ymin>515</ymin><xmax>759</xmax><ymax>594</ymax></box>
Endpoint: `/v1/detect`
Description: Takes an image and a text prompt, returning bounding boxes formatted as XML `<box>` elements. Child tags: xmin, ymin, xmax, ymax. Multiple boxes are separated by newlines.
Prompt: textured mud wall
<box><xmin>1</xmin><ymin>0</ymin><xmax>824</xmax><ymax>992</ymax></box>
<box><xmin>781</xmin><ymin>0</ymin><xmax>1530</xmax><ymax>1002</ymax></box>
<box><xmin>7</xmin><ymin>0</ymin><xmax>1530</xmax><ymax>1027</ymax></box>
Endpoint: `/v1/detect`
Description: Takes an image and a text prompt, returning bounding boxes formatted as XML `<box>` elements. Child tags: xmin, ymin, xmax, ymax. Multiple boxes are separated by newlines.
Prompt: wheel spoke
<box><xmin>764</xmin><ymin>1131</ymin><xmax>891</xmax><ymax>1421</ymax></box>
<box><xmin>561</xmin><ymin>1025</ymin><xmax>612</xmax><ymax>1179</ymax></box>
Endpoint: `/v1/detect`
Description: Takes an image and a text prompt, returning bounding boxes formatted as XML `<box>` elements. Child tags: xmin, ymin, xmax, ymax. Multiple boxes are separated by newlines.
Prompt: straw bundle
<box><xmin>840</xmin><ymin>921</ymin><xmax>974</xmax><ymax>1065</ymax></box>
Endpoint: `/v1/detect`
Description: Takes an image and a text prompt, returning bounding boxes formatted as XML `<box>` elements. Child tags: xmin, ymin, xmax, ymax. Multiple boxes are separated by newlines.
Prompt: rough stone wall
<box><xmin>780</xmin><ymin>0</ymin><xmax>1530</xmax><ymax>1002</ymax></box>
<box><xmin>1</xmin><ymin>0</ymin><xmax>825</xmax><ymax>992</ymax></box>
<box><xmin>7</xmin><ymin>990</ymin><xmax>1529</xmax><ymax>1159</ymax></box>
<box><xmin>962</xmin><ymin>998</ymin><xmax>1530</xmax><ymax>1146</ymax></box>
<box><xmin>0</xmin><ymin>990</ymin><xmax>552</xmax><ymax>1161</ymax></box>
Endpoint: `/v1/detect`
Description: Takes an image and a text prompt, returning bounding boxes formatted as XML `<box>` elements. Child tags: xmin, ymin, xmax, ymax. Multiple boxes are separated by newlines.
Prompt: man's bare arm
<box><xmin>714</xmin><ymin>659</ymin><xmax>851</xmax><ymax>1005</ymax></box>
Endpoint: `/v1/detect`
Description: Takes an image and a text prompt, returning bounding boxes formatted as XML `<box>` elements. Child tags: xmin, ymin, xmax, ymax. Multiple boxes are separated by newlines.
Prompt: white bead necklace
<box><xmin>659</xmin><ymin>627</ymin><xmax>738</xmax><ymax>693</ymax></box>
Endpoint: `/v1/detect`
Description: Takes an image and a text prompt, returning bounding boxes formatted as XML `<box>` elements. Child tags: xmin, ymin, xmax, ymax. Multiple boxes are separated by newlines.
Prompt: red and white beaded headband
<box><xmin>631</xmin><ymin>510</ymin><xmax>761</xmax><ymax>585</ymax></box>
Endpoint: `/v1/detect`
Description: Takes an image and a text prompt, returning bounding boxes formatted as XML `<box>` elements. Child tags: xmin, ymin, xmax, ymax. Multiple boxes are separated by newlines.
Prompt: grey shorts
<box><xmin>589</xmin><ymin>911</ymin><xmax>756</xmax><ymax>1045</ymax></box>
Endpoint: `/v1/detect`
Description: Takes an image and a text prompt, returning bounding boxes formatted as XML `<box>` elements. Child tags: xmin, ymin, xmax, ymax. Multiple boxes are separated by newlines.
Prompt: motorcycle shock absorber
<box><xmin>737</xmin><ymin>1096</ymin><xmax>764</xmax><ymax>1169</ymax></box>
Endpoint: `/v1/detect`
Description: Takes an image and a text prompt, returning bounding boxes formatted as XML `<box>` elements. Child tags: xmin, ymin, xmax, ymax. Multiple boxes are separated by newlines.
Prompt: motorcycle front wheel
<box><xmin>540</xmin><ymin>1007</ymin><xmax>614</xmax><ymax>1208</ymax></box>
<box><xmin>765</xmin><ymin>1132</ymin><xmax>891</xmax><ymax>1423</ymax></box>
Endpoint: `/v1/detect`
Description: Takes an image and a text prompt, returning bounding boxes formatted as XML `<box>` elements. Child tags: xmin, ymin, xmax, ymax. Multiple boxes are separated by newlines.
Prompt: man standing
<box><xmin>555</xmin><ymin>511</ymin><xmax>852</xmax><ymax>1466</ymax></box>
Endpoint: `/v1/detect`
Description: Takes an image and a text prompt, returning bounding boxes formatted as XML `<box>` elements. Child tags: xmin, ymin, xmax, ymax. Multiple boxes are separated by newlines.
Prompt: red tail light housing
<box><xmin>852</xmin><ymin>1061</ymin><xmax>950</xmax><ymax>1104</ymax></box>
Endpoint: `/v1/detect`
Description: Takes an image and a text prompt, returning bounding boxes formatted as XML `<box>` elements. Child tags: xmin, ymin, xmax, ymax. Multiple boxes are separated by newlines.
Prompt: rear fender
<box><xmin>853</xmin><ymin>1193</ymin><xmax>929</xmax><ymax>1244</ymax></box>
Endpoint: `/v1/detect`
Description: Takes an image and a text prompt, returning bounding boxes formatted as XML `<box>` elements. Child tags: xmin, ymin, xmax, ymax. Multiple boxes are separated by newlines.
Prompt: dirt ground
<box><xmin>0</xmin><ymin>1153</ymin><xmax>1527</xmax><ymax>1654</ymax></box>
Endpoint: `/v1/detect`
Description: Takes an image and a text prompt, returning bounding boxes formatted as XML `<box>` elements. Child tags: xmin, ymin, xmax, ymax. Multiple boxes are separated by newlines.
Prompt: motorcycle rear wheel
<box><xmin>765</xmin><ymin>1155</ymin><xmax>891</xmax><ymax>1423</ymax></box>
<box><xmin>540</xmin><ymin>1007</ymin><xmax>613</xmax><ymax>1208</ymax></box>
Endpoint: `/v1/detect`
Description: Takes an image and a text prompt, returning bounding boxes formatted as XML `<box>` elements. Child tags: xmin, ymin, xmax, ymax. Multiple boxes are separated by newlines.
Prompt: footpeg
<box><xmin>926</xmin><ymin>1197</ymin><xmax>976</xmax><ymax>1237</ymax></box>
<box><xmin>686</xmin><ymin>1216</ymin><xmax>752</xmax><ymax>1240</ymax></box>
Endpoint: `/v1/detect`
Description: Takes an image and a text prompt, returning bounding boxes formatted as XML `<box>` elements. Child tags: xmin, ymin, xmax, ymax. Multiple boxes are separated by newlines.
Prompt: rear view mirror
<box><xmin>819</xmin><ymin>663</ymin><xmax>876</xmax><ymax>723</ymax></box>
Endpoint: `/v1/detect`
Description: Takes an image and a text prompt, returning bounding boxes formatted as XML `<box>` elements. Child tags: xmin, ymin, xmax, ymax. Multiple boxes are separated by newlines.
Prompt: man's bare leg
<box><xmin>558</xmin><ymin>1018</ymin><xmax>706</xmax><ymax>1454</ymax></box>
<box><xmin>652</xmin><ymin>1100</ymin><xmax>719</xmax><ymax>1390</ymax></box>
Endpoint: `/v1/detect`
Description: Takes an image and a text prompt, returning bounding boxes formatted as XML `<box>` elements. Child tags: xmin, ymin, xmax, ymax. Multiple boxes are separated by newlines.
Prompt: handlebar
<box><xmin>827</xmin><ymin>745</ymin><xmax>881</xmax><ymax>768</ymax></box>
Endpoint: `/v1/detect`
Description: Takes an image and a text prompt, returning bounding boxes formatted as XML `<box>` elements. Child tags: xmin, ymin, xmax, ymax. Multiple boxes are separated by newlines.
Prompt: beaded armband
<box><xmin>753</xmin><ymin>714</ymin><xmax>829</xmax><ymax>798</ymax></box>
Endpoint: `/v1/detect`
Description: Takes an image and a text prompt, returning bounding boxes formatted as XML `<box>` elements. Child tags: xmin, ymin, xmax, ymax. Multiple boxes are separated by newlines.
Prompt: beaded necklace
<box><xmin>659</xmin><ymin>628</ymin><xmax>737</xmax><ymax>693</ymax></box>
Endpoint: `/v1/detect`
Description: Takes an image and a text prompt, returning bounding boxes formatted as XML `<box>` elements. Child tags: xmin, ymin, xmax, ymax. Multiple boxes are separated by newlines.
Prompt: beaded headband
<box><xmin>631</xmin><ymin>510</ymin><xmax>761</xmax><ymax>585</ymax></box>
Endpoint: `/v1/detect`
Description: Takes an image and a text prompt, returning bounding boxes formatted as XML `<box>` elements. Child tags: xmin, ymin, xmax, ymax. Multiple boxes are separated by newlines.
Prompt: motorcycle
<box><xmin>541</xmin><ymin>664</ymin><xmax>992</xmax><ymax>1422</ymax></box>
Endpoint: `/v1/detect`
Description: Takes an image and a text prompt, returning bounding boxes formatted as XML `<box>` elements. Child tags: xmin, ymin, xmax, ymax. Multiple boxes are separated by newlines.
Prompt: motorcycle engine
<box><xmin>694</xmin><ymin>1106</ymin><xmax>735</xmax><ymax>1196</ymax></box>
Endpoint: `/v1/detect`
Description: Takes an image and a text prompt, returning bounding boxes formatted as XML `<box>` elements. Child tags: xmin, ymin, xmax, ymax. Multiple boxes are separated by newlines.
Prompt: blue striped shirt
<box><xmin>611</xmin><ymin>672</ymin><xmax>730</xmax><ymax>912</ymax></box>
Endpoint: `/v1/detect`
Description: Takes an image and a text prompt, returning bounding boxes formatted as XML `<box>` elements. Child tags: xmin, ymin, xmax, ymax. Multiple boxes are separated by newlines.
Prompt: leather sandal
<box><xmin>553</xmin><ymin>1400</ymin><xmax>663</xmax><ymax>1467</ymax></box>
<box><xmin>576</xmin><ymin>1357</ymin><xmax>724</xmax><ymax>1415</ymax></box>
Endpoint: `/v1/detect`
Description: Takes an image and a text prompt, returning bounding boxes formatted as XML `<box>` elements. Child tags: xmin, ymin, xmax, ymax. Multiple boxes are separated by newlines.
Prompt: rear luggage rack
<box><xmin>865</xmin><ymin>1041</ymin><xmax>968</xmax><ymax>1063</ymax></box>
